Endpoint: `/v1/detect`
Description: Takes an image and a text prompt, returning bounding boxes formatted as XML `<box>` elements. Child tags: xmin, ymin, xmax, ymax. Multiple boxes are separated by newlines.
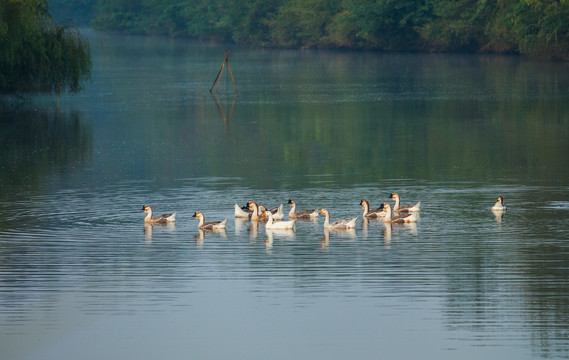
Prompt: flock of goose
<box><xmin>141</xmin><ymin>194</ymin><xmax>507</xmax><ymax>232</ymax></box>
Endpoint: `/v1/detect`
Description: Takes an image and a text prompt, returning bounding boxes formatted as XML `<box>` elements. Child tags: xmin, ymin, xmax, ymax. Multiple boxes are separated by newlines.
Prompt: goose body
<box><xmin>248</xmin><ymin>201</ymin><xmax>262</xmax><ymax>221</ymax></box>
<box><xmin>263</xmin><ymin>211</ymin><xmax>296</xmax><ymax>230</ymax></box>
<box><xmin>389</xmin><ymin>193</ymin><xmax>421</xmax><ymax>213</ymax></box>
<box><xmin>381</xmin><ymin>203</ymin><xmax>418</xmax><ymax>224</ymax></box>
<box><xmin>288</xmin><ymin>199</ymin><xmax>319</xmax><ymax>219</ymax></box>
<box><xmin>259</xmin><ymin>204</ymin><xmax>284</xmax><ymax>221</ymax></box>
<box><xmin>491</xmin><ymin>196</ymin><xmax>506</xmax><ymax>211</ymax></box>
<box><xmin>234</xmin><ymin>203</ymin><xmax>253</xmax><ymax>218</ymax></box>
<box><xmin>360</xmin><ymin>199</ymin><xmax>386</xmax><ymax>218</ymax></box>
<box><xmin>193</xmin><ymin>211</ymin><xmax>227</xmax><ymax>230</ymax></box>
<box><xmin>141</xmin><ymin>205</ymin><xmax>176</xmax><ymax>224</ymax></box>
<box><xmin>319</xmin><ymin>209</ymin><xmax>357</xmax><ymax>230</ymax></box>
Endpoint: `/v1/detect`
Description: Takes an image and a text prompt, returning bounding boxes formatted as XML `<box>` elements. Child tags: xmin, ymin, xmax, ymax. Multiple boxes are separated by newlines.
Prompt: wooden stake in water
<box><xmin>210</xmin><ymin>50</ymin><xmax>237</xmax><ymax>94</ymax></box>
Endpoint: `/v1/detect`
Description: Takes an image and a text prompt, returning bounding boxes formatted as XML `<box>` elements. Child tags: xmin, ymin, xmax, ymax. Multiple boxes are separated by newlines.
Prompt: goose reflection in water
<box><xmin>249</xmin><ymin>220</ymin><xmax>259</xmax><ymax>242</ymax></box>
<box><xmin>403</xmin><ymin>221</ymin><xmax>418</xmax><ymax>235</ymax></box>
<box><xmin>264</xmin><ymin>229</ymin><xmax>295</xmax><ymax>251</ymax></box>
<box><xmin>383</xmin><ymin>223</ymin><xmax>392</xmax><ymax>245</ymax></box>
<box><xmin>144</xmin><ymin>222</ymin><xmax>176</xmax><ymax>244</ymax></box>
<box><xmin>321</xmin><ymin>227</ymin><xmax>357</xmax><ymax>248</ymax></box>
<box><xmin>234</xmin><ymin>217</ymin><xmax>249</xmax><ymax>235</ymax></box>
<box><xmin>361</xmin><ymin>217</ymin><xmax>387</xmax><ymax>240</ymax></box>
<box><xmin>492</xmin><ymin>209</ymin><xmax>505</xmax><ymax>224</ymax></box>
<box><xmin>194</xmin><ymin>227</ymin><xmax>228</xmax><ymax>247</ymax></box>
<box><xmin>144</xmin><ymin>224</ymin><xmax>153</xmax><ymax>244</ymax></box>
<box><xmin>266</xmin><ymin>228</ymin><xmax>295</xmax><ymax>240</ymax></box>
<box><xmin>234</xmin><ymin>217</ymin><xmax>260</xmax><ymax>242</ymax></box>
<box><xmin>195</xmin><ymin>230</ymin><xmax>205</xmax><ymax>247</ymax></box>
<box><xmin>362</xmin><ymin>217</ymin><xmax>369</xmax><ymax>238</ymax></box>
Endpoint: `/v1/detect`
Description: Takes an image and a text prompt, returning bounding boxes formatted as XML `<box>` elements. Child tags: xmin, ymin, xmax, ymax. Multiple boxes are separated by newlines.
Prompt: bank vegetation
<box><xmin>1</xmin><ymin>0</ymin><xmax>91</xmax><ymax>96</ymax></box>
<box><xmin>80</xmin><ymin>0</ymin><xmax>569</xmax><ymax>60</ymax></box>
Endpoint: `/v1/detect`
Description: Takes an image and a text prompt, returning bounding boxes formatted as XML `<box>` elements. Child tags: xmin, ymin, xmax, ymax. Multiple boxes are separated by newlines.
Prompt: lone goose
<box><xmin>192</xmin><ymin>211</ymin><xmax>227</xmax><ymax>230</ymax></box>
<box><xmin>389</xmin><ymin>193</ymin><xmax>421</xmax><ymax>213</ymax></box>
<box><xmin>141</xmin><ymin>205</ymin><xmax>176</xmax><ymax>224</ymax></box>
<box><xmin>319</xmin><ymin>209</ymin><xmax>357</xmax><ymax>230</ymax></box>
<box><xmin>360</xmin><ymin>199</ymin><xmax>386</xmax><ymax>218</ymax></box>
<box><xmin>288</xmin><ymin>199</ymin><xmax>319</xmax><ymax>219</ymax></box>
<box><xmin>491</xmin><ymin>196</ymin><xmax>506</xmax><ymax>211</ymax></box>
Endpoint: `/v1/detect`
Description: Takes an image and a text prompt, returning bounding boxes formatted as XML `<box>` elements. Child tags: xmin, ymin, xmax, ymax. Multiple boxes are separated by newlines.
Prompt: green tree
<box><xmin>492</xmin><ymin>0</ymin><xmax>569</xmax><ymax>59</ymax></box>
<box><xmin>268</xmin><ymin>0</ymin><xmax>339</xmax><ymax>48</ymax></box>
<box><xmin>228</xmin><ymin>0</ymin><xmax>283</xmax><ymax>45</ymax></box>
<box><xmin>87</xmin><ymin>0</ymin><xmax>569</xmax><ymax>60</ymax></box>
<box><xmin>0</xmin><ymin>0</ymin><xmax>91</xmax><ymax>95</ymax></box>
<box><xmin>342</xmin><ymin>0</ymin><xmax>432</xmax><ymax>50</ymax></box>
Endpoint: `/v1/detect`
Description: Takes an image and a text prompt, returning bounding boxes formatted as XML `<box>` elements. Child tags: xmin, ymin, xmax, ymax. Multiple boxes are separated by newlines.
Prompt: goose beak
<box><xmin>192</xmin><ymin>212</ymin><xmax>198</xmax><ymax>218</ymax></box>
<box><xmin>141</xmin><ymin>206</ymin><xmax>146</xmax><ymax>211</ymax></box>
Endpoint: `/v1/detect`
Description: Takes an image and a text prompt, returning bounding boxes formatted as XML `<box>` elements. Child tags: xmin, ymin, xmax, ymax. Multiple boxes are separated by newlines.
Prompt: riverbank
<box><xmin>49</xmin><ymin>0</ymin><xmax>569</xmax><ymax>61</ymax></box>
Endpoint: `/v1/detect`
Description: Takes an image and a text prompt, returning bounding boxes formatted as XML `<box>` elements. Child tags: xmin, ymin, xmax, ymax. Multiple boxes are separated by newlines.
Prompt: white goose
<box><xmin>234</xmin><ymin>203</ymin><xmax>253</xmax><ymax>218</ymax></box>
<box><xmin>263</xmin><ymin>211</ymin><xmax>296</xmax><ymax>230</ymax></box>
<box><xmin>492</xmin><ymin>195</ymin><xmax>506</xmax><ymax>211</ymax></box>
<box><xmin>192</xmin><ymin>211</ymin><xmax>227</xmax><ymax>230</ymax></box>
<box><xmin>288</xmin><ymin>199</ymin><xmax>319</xmax><ymax>219</ymax></box>
<box><xmin>389</xmin><ymin>193</ymin><xmax>421</xmax><ymax>213</ymax></box>
<box><xmin>141</xmin><ymin>205</ymin><xmax>176</xmax><ymax>224</ymax></box>
<box><xmin>491</xmin><ymin>196</ymin><xmax>506</xmax><ymax>211</ymax></box>
<box><xmin>319</xmin><ymin>209</ymin><xmax>357</xmax><ymax>230</ymax></box>
<box><xmin>381</xmin><ymin>203</ymin><xmax>418</xmax><ymax>224</ymax></box>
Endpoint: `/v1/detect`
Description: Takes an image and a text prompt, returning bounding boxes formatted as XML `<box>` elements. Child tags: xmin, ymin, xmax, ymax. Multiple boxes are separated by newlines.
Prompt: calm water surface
<box><xmin>1</xmin><ymin>31</ymin><xmax>569</xmax><ymax>360</ymax></box>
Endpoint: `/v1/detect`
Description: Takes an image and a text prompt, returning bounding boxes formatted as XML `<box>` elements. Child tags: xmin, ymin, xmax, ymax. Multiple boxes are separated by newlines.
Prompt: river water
<box><xmin>1</xmin><ymin>30</ymin><xmax>569</xmax><ymax>360</ymax></box>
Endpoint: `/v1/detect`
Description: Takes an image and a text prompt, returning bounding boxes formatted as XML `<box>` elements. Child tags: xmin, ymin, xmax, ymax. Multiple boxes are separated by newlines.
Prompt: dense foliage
<box><xmin>57</xmin><ymin>0</ymin><xmax>569</xmax><ymax>60</ymax></box>
<box><xmin>0</xmin><ymin>0</ymin><xmax>91</xmax><ymax>95</ymax></box>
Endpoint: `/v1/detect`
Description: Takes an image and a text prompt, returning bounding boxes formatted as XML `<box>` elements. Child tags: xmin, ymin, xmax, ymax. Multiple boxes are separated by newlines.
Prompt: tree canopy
<box><xmin>49</xmin><ymin>0</ymin><xmax>569</xmax><ymax>60</ymax></box>
<box><xmin>88</xmin><ymin>0</ymin><xmax>569</xmax><ymax>60</ymax></box>
<box><xmin>0</xmin><ymin>0</ymin><xmax>92</xmax><ymax>95</ymax></box>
